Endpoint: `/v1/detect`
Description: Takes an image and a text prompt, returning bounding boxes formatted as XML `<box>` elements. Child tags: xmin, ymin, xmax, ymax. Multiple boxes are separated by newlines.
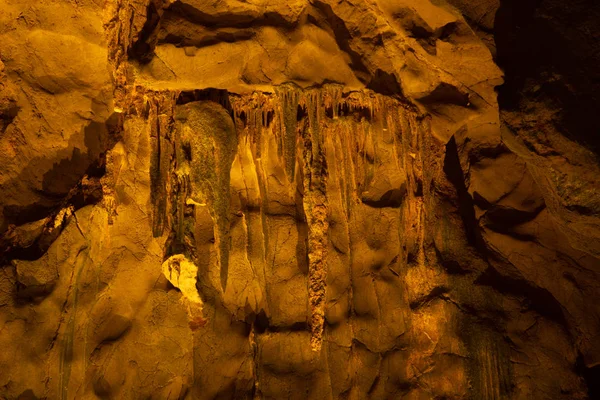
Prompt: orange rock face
<box><xmin>1</xmin><ymin>0</ymin><xmax>599</xmax><ymax>399</ymax></box>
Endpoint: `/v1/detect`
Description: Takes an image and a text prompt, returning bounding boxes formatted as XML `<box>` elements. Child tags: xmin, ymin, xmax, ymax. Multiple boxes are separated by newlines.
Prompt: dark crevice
<box><xmin>465</xmin><ymin>141</ymin><xmax>509</xmax><ymax>164</ymax></box>
<box><xmin>495</xmin><ymin>0</ymin><xmax>600</xmax><ymax>155</ymax></box>
<box><xmin>366</xmin><ymin>69</ymin><xmax>404</xmax><ymax>97</ymax></box>
<box><xmin>565</xmin><ymin>203</ymin><xmax>600</xmax><ymax>216</ymax></box>
<box><xmin>361</xmin><ymin>187</ymin><xmax>407</xmax><ymax>208</ymax></box>
<box><xmin>246</xmin><ymin>309</ymin><xmax>308</xmax><ymax>334</ymax></box>
<box><xmin>15</xmin><ymin>280</ymin><xmax>58</xmax><ymax>302</ymax></box>
<box><xmin>418</xmin><ymin>82</ymin><xmax>470</xmax><ymax>107</ymax></box>
<box><xmin>312</xmin><ymin>1</ymin><xmax>371</xmax><ymax>83</ymax></box>
<box><xmin>0</xmin><ymin>175</ymin><xmax>103</xmax><ymax>263</ymax></box>
<box><xmin>128</xmin><ymin>1</ymin><xmax>163</xmax><ymax>64</ymax></box>
<box><xmin>481</xmin><ymin>204</ymin><xmax>546</xmax><ymax>237</ymax></box>
<box><xmin>262</xmin><ymin>110</ymin><xmax>274</xmax><ymax>127</ymax></box>
<box><xmin>443</xmin><ymin>136</ymin><xmax>487</xmax><ymax>254</ymax></box>
<box><xmin>576</xmin><ymin>354</ymin><xmax>600</xmax><ymax>399</ymax></box>
<box><xmin>337</xmin><ymin>102</ymin><xmax>372</xmax><ymax>122</ymax></box>
<box><xmin>0</xmin><ymin>112</ymin><xmax>122</xmax><ymax>264</ymax></box>
<box><xmin>475</xmin><ymin>266</ymin><xmax>570</xmax><ymax>333</ymax></box>
<box><xmin>176</xmin><ymin>89</ymin><xmax>235</xmax><ymax>119</ymax></box>
<box><xmin>438</xmin><ymin>22</ymin><xmax>460</xmax><ymax>41</ymax></box>
<box><xmin>167</xmin><ymin>1</ymin><xmax>297</xmax><ymax>30</ymax></box>
<box><xmin>158</xmin><ymin>26</ymin><xmax>256</xmax><ymax>49</ymax></box>
<box><xmin>409</xmin><ymin>285</ymin><xmax>449</xmax><ymax>309</ymax></box>
<box><xmin>2</xmin><ymin>111</ymin><xmax>119</xmax><ymax>231</ymax></box>
<box><xmin>3</xmin><ymin>202</ymin><xmax>57</xmax><ymax>227</ymax></box>
<box><xmin>434</xmin><ymin>246</ymin><xmax>472</xmax><ymax>275</ymax></box>
<box><xmin>296</xmin><ymin>104</ymin><xmax>307</xmax><ymax>121</ymax></box>
<box><xmin>0</xmin><ymin>101</ymin><xmax>19</xmax><ymax>133</ymax></box>
<box><xmin>181</xmin><ymin>141</ymin><xmax>192</xmax><ymax>161</ymax></box>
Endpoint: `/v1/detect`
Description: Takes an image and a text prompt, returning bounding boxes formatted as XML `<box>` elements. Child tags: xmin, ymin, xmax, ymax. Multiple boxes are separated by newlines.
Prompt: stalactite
<box><xmin>149</xmin><ymin>93</ymin><xmax>177</xmax><ymax>237</ymax></box>
<box><xmin>143</xmin><ymin>85</ymin><xmax>427</xmax><ymax>358</ymax></box>
<box><xmin>174</xmin><ymin>102</ymin><xmax>237</xmax><ymax>291</ymax></box>
<box><xmin>275</xmin><ymin>85</ymin><xmax>301</xmax><ymax>182</ymax></box>
<box><xmin>104</xmin><ymin>0</ymin><xmax>170</xmax><ymax>110</ymax></box>
<box><xmin>302</xmin><ymin>89</ymin><xmax>329</xmax><ymax>352</ymax></box>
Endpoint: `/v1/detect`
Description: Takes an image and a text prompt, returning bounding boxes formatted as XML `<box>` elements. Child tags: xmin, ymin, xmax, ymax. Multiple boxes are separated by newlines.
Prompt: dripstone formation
<box><xmin>1</xmin><ymin>0</ymin><xmax>599</xmax><ymax>399</ymax></box>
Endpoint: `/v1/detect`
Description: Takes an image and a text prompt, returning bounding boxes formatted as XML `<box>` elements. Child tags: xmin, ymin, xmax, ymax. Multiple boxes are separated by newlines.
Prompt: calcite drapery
<box><xmin>145</xmin><ymin>85</ymin><xmax>429</xmax><ymax>356</ymax></box>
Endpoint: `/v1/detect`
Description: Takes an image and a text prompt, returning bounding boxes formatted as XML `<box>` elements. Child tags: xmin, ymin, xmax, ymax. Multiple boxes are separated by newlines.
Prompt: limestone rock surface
<box><xmin>1</xmin><ymin>0</ymin><xmax>599</xmax><ymax>399</ymax></box>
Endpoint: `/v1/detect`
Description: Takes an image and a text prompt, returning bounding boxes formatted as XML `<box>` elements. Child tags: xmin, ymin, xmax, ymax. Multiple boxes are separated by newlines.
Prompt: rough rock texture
<box><xmin>1</xmin><ymin>0</ymin><xmax>599</xmax><ymax>399</ymax></box>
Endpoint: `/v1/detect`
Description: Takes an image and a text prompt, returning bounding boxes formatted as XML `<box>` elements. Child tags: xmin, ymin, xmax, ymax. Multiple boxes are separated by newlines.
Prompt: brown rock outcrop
<box><xmin>1</xmin><ymin>0</ymin><xmax>599</xmax><ymax>399</ymax></box>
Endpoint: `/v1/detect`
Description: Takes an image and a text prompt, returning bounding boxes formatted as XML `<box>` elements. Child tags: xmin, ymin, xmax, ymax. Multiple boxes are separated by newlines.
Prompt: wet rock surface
<box><xmin>0</xmin><ymin>0</ymin><xmax>599</xmax><ymax>399</ymax></box>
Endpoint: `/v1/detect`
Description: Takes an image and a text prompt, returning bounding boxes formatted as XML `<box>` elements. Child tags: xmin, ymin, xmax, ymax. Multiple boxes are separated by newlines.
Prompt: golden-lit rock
<box><xmin>1</xmin><ymin>0</ymin><xmax>599</xmax><ymax>399</ymax></box>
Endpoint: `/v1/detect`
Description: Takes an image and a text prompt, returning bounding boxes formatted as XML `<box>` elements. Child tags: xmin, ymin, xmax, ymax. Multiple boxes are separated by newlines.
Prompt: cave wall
<box><xmin>1</xmin><ymin>0</ymin><xmax>599</xmax><ymax>399</ymax></box>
